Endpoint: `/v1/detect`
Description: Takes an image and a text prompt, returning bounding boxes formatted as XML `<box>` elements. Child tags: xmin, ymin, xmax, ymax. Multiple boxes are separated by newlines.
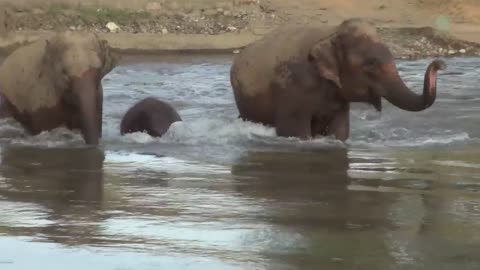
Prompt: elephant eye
<box><xmin>363</xmin><ymin>58</ymin><xmax>379</xmax><ymax>73</ymax></box>
<box><xmin>364</xmin><ymin>58</ymin><xmax>378</xmax><ymax>67</ymax></box>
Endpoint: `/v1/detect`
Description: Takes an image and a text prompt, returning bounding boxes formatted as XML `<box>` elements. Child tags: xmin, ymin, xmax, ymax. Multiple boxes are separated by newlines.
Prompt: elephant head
<box><xmin>44</xmin><ymin>31</ymin><xmax>118</xmax><ymax>145</ymax></box>
<box><xmin>308</xmin><ymin>18</ymin><xmax>446</xmax><ymax>112</ymax></box>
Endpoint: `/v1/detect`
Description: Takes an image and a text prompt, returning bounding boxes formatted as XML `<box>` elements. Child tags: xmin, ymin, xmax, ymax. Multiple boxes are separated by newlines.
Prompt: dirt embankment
<box><xmin>1</xmin><ymin>0</ymin><xmax>480</xmax><ymax>59</ymax></box>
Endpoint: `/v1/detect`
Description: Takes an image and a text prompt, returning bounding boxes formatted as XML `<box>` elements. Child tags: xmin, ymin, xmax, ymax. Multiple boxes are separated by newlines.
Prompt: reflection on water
<box><xmin>0</xmin><ymin>147</ymin><xmax>106</xmax><ymax>247</ymax></box>
<box><xmin>1</xmin><ymin>56</ymin><xmax>480</xmax><ymax>269</ymax></box>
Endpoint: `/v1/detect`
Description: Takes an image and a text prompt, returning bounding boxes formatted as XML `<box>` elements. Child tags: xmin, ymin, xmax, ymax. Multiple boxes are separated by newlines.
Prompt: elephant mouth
<box><xmin>368</xmin><ymin>88</ymin><xmax>382</xmax><ymax>111</ymax></box>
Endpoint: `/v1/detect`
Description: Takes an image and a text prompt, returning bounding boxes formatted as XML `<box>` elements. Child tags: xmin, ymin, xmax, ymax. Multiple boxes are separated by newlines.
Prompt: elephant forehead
<box><xmin>58</xmin><ymin>31</ymin><xmax>100</xmax><ymax>48</ymax></box>
<box><xmin>58</xmin><ymin>32</ymin><xmax>103</xmax><ymax>76</ymax></box>
<box><xmin>338</xmin><ymin>19</ymin><xmax>380</xmax><ymax>41</ymax></box>
<box><xmin>63</xmin><ymin>47</ymin><xmax>102</xmax><ymax>76</ymax></box>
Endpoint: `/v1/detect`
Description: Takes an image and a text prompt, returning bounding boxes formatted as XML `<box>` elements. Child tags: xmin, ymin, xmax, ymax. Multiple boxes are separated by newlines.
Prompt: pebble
<box><xmin>233</xmin><ymin>49</ymin><xmax>240</xmax><ymax>54</ymax></box>
<box><xmin>459</xmin><ymin>49</ymin><xmax>466</xmax><ymax>54</ymax></box>
<box><xmin>227</xmin><ymin>26</ymin><xmax>238</xmax><ymax>32</ymax></box>
<box><xmin>448</xmin><ymin>49</ymin><xmax>456</xmax><ymax>55</ymax></box>
<box><xmin>162</xmin><ymin>27</ymin><xmax>169</xmax><ymax>34</ymax></box>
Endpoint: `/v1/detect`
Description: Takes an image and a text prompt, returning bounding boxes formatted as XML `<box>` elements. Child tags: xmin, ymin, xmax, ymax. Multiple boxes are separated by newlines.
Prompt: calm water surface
<box><xmin>0</xmin><ymin>55</ymin><xmax>480</xmax><ymax>270</ymax></box>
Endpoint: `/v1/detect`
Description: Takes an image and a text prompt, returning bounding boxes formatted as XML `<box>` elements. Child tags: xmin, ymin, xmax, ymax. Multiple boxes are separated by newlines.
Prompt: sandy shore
<box><xmin>2</xmin><ymin>27</ymin><xmax>479</xmax><ymax>61</ymax></box>
<box><xmin>1</xmin><ymin>0</ymin><xmax>480</xmax><ymax>59</ymax></box>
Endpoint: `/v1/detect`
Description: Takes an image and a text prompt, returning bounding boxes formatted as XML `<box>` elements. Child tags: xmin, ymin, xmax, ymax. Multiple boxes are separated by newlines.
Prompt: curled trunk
<box><xmin>383</xmin><ymin>59</ymin><xmax>446</xmax><ymax>111</ymax></box>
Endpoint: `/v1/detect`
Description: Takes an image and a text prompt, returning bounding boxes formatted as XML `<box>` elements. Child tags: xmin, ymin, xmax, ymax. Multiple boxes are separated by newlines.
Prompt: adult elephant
<box><xmin>230</xmin><ymin>18</ymin><xmax>446</xmax><ymax>141</ymax></box>
<box><xmin>0</xmin><ymin>31</ymin><xmax>117</xmax><ymax>145</ymax></box>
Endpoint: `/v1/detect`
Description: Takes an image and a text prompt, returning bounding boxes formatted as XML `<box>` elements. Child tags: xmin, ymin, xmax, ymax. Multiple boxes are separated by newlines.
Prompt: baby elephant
<box><xmin>120</xmin><ymin>97</ymin><xmax>182</xmax><ymax>137</ymax></box>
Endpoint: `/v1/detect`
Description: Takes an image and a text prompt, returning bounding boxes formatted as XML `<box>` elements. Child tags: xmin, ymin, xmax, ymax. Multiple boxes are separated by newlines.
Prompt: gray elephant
<box><xmin>120</xmin><ymin>97</ymin><xmax>182</xmax><ymax>137</ymax></box>
<box><xmin>230</xmin><ymin>18</ymin><xmax>446</xmax><ymax>141</ymax></box>
<box><xmin>0</xmin><ymin>31</ymin><xmax>117</xmax><ymax>145</ymax></box>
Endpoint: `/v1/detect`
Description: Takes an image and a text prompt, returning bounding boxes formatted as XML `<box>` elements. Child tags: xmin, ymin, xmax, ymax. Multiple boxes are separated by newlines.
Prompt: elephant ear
<box><xmin>99</xmin><ymin>39</ymin><xmax>118</xmax><ymax>78</ymax></box>
<box><xmin>308</xmin><ymin>39</ymin><xmax>342</xmax><ymax>89</ymax></box>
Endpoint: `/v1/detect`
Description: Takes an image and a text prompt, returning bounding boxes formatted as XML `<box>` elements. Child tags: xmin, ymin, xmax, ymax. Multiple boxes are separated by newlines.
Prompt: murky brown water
<box><xmin>1</xmin><ymin>55</ymin><xmax>480</xmax><ymax>270</ymax></box>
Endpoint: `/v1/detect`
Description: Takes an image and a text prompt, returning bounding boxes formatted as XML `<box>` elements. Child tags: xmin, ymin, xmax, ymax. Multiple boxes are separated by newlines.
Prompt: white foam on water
<box><xmin>8</xmin><ymin>127</ymin><xmax>86</xmax><ymax>148</ymax></box>
<box><xmin>104</xmin><ymin>151</ymin><xmax>231</xmax><ymax>175</ymax></box>
<box><xmin>108</xmin><ymin>118</ymin><xmax>277</xmax><ymax>146</ymax></box>
<box><xmin>0</xmin><ymin>118</ymin><xmax>25</xmax><ymax>134</ymax></box>
<box><xmin>0</xmin><ymin>115</ymin><xmax>472</xmax><ymax>151</ymax></box>
<box><xmin>350</xmin><ymin>132</ymin><xmax>472</xmax><ymax>149</ymax></box>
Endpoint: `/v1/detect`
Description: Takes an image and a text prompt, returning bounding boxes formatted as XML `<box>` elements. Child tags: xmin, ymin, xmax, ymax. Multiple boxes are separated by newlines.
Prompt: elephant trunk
<box><xmin>383</xmin><ymin>60</ymin><xmax>446</xmax><ymax>112</ymax></box>
<box><xmin>72</xmin><ymin>69</ymin><xmax>102</xmax><ymax>145</ymax></box>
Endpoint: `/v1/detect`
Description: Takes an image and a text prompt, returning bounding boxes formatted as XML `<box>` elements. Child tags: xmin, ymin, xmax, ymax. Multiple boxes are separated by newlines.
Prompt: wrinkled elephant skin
<box><xmin>230</xmin><ymin>18</ymin><xmax>446</xmax><ymax>141</ymax></box>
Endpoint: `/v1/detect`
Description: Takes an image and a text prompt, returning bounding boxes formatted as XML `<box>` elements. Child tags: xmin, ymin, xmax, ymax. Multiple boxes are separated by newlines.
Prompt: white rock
<box><xmin>69</xmin><ymin>26</ymin><xmax>76</xmax><ymax>31</ymax></box>
<box><xmin>459</xmin><ymin>49</ymin><xmax>466</xmax><ymax>54</ymax></box>
<box><xmin>448</xmin><ymin>49</ymin><xmax>456</xmax><ymax>55</ymax></box>
<box><xmin>162</xmin><ymin>28</ymin><xmax>169</xmax><ymax>34</ymax></box>
<box><xmin>438</xmin><ymin>48</ymin><xmax>443</xmax><ymax>53</ymax></box>
<box><xmin>227</xmin><ymin>26</ymin><xmax>238</xmax><ymax>32</ymax></box>
<box><xmin>233</xmin><ymin>49</ymin><xmax>240</xmax><ymax>54</ymax></box>
<box><xmin>106</xmin><ymin>22</ymin><xmax>120</xmax><ymax>33</ymax></box>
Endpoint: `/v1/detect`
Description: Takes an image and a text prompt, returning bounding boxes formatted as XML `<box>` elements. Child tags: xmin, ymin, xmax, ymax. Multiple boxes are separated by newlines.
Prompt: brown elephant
<box><xmin>230</xmin><ymin>18</ymin><xmax>446</xmax><ymax>141</ymax></box>
<box><xmin>0</xmin><ymin>31</ymin><xmax>117</xmax><ymax>145</ymax></box>
<box><xmin>120</xmin><ymin>97</ymin><xmax>182</xmax><ymax>137</ymax></box>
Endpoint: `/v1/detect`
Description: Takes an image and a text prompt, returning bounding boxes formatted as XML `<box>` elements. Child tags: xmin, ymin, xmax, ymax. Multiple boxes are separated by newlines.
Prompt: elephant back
<box><xmin>231</xmin><ymin>25</ymin><xmax>335</xmax><ymax>98</ymax></box>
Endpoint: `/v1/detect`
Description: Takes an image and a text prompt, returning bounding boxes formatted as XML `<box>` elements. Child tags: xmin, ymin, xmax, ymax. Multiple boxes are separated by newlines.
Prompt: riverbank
<box><xmin>1</xmin><ymin>0</ymin><xmax>480</xmax><ymax>59</ymax></box>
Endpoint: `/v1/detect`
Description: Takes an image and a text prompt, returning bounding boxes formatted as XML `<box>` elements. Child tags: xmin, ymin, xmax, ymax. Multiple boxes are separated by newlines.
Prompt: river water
<box><xmin>0</xmin><ymin>55</ymin><xmax>479</xmax><ymax>270</ymax></box>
